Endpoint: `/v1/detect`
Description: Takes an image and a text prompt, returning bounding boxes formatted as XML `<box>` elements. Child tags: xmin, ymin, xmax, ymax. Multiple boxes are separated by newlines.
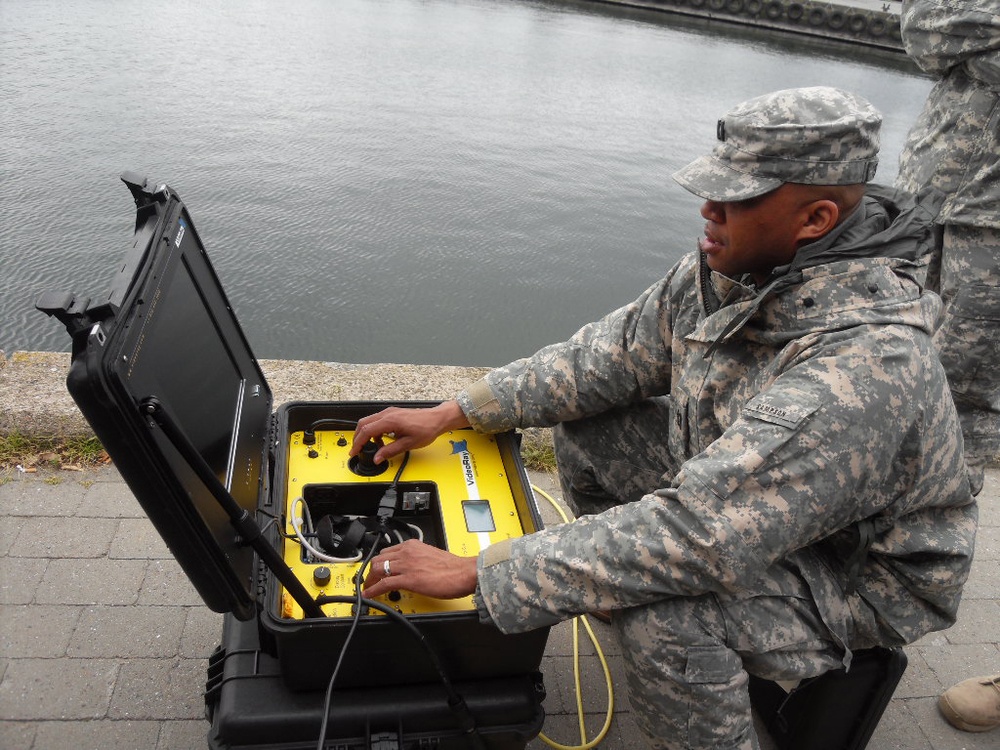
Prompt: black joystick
<box><xmin>349</xmin><ymin>438</ymin><xmax>389</xmax><ymax>477</ymax></box>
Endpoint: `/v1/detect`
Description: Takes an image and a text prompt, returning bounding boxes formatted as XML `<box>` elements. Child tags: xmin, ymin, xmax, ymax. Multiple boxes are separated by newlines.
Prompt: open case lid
<box><xmin>37</xmin><ymin>173</ymin><xmax>273</xmax><ymax>620</ymax></box>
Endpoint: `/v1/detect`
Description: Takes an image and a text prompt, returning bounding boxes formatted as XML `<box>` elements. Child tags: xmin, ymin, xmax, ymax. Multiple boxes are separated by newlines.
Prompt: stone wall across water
<box><xmin>575</xmin><ymin>0</ymin><xmax>903</xmax><ymax>51</ymax></box>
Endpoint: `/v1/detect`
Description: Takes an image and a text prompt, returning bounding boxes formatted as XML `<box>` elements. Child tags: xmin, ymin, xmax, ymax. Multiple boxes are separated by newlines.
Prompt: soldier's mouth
<box><xmin>700</xmin><ymin>230</ymin><xmax>724</xmax><ymax>254</ymax></box>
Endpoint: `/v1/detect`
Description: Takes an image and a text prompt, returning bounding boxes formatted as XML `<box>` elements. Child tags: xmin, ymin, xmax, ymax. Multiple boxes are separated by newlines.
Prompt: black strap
<box><xmin>844</xmin><ymin>519</ymin><xmax>876</xmax><ymax>595</ymax></box>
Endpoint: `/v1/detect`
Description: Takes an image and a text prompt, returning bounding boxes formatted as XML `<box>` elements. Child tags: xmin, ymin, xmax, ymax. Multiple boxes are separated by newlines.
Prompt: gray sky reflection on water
<box><xmin>0</xmin><ymin>0</ymin><xmax>930</xmax><ymax>366</ymax></box>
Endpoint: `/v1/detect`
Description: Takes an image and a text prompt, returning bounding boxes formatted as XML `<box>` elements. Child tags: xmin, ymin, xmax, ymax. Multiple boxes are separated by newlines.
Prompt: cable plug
<box><xmin>447</xmin><ymin>694</ymin><xmax>479</xmax><ymax>739</ymax></box>
<box><xmin>377</xmin><ymin>488</ymin><xmax>398</xmax><ymax>520</ymax></box>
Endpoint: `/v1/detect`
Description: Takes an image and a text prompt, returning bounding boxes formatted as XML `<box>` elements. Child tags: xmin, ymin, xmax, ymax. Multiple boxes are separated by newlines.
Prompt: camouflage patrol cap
<box><xmin>672</xmin><ymin>86</ymin><xmax>881</xmax><ymax>202</ymax></box>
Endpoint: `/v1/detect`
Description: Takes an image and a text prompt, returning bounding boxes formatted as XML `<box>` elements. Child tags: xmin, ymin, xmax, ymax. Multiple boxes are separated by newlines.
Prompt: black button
<box><xmin>803</xmin><ymin>297</ymin><xmax>815</xmax><ymax>308</ymax></box>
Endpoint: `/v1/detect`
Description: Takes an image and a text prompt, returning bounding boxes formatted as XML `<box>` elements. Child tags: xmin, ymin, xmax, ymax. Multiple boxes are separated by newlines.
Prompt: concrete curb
<box><xmin>0</xmin><ymin>350</ymin><xmax>490</xmax><ymax>440</ymax></box>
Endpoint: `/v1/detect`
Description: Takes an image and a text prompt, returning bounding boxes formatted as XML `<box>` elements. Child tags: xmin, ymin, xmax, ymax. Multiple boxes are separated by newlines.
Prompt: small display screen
<box><xmin>462</xmin><ymin>499</ymin><xmax>496</xmax><ymax>533</ymax></box>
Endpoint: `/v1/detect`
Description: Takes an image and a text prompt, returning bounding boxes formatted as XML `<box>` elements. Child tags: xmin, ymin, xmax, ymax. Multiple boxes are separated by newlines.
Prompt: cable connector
<box><xmin>377</xmin><ymin>488</ymin><xmax>398</xmax><ymax>520</ymax></box>
<box><xmin>447</xmin><ymin>694</ymin><xmax>477</xmax><ymax>734</ymax></box>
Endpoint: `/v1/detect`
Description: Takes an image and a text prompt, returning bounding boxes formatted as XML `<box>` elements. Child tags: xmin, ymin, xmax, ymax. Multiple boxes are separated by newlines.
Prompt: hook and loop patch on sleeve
<box><xmin>741</xmin><ymin>389</ymin><xmax>820</xmax><ymax>430</ymax></box>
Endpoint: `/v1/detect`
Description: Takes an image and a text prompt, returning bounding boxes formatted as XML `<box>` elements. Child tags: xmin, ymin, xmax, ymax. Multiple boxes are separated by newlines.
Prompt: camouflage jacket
<box><xmin>895</xmin><ymin>0</ymin><xmax>1000</xmax><ymax>228</ymax></box>
<box><xmin>461</xmin><ymin>187</ymin><xmax>976</xmax><ymax>645</ymax></box>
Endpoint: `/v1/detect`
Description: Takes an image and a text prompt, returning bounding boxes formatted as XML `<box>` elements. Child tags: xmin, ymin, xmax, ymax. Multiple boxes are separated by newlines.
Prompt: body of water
<box><xmin>1</xmin><ymin>0</ymin><xmax>931</xmax><ymax>366</ymax></box>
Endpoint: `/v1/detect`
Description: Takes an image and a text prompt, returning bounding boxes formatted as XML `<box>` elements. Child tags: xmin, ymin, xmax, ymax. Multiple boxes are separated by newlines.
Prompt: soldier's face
<box><xmin>698</xmin><ymin>184</ymin><xmax>810</xmax><ymax>284</ymax></box>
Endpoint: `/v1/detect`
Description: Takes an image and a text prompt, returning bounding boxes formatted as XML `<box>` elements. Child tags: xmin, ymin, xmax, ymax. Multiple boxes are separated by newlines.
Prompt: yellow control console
<box><xmin>280</xmin><ymin>427</ymin><xmax>531</xmax><ymax>620</ymax></box>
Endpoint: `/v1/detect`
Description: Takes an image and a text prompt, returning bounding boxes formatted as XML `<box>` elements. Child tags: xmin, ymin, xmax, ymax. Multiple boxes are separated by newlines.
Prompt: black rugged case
<box><xmin>748</xmin><ymin>646</ymin><xmax>907</xmax><ymax>750</ymax></box>
<box><xmin>205</xmin><ymin>613</ymin><xmax>546</xmax><ymax>750</ymax></box>
<box><xmin>38</xmin><ymin>173</ymin><xmax>550</xmax><ymax>747</ymax></box>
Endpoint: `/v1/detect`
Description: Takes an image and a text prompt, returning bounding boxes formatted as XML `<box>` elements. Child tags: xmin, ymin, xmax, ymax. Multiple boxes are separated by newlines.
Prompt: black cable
<box><xmin>390</xmin><ymin>450</ymin><xmax>410</xmax><ymax>488</ymax></box>
<box><xmin>312</xmin><ymin>442</ymin><xmax>477</xmax><ymax>749</ymax></box>
<box><xmin>306</xmin><ymin>418</ymin><xmax>358</xmax><ymax>431</ymax></box>
<box><xmin>316</xmin><ymin>595</ymin><xmax>457</xmax><ymax>696</ymax></box>
<box><xmin>313</xmin><ymin>593</ymin><xmax>485</xmax><ymax>750</ymax></box>
<box><xmin>303</xmin><ymin>418</ymin><xmax>358</xmax><ymax>445</ymax></box>
<box><xmin>375</xmin><ymin>450</ymin><xmax>410</xmax><ymax>522</ymax></box>
<box><xmin>310</xmin><ymin>447</ymin><xmax>487</xmax><ymax>749</ymax></box>
<box><xmin>313</xmin><ymin>445</ymin><xmax>417</xmax><ymax>749</ymax></box>
<box><xmin>314</xmin><ymin>537</ymin><xmax>380</xmax><ymax>750</ymax></box>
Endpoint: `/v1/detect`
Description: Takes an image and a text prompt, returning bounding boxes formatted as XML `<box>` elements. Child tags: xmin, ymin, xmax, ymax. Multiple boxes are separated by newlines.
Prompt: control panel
<box><xmin>280</xmin><ymin>428</ymin><xmax>527</xmax><ymax>619</ymax></box>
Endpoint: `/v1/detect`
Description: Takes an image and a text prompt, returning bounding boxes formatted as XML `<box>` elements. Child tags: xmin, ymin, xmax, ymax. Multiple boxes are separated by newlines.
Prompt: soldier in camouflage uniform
<box><xmin>356</xmin><ymin>87</ymin><xmax>977</xmax><ymax>749</ymax></box>
<box><xmin>895</xmin><ymin>0</ymin><xmax>1000</xmax><ymax>734</ymax></box>
<box><xmin>895</xmin><ymin>0</ymin><xmax>1000</xmax><ymax>497</ymax></box>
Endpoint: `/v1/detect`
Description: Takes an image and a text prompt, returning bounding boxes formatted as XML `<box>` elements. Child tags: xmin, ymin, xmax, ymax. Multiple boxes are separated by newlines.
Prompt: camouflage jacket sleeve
<box><xmin>474</xmin><ymin>318</ymin><xmax>972</xmax><ymax>634</ymax></box>
<box><xmin>455</xmin><ymin>259</ymin><xmax>689</xmax><ymax>431</ymax></box>
<box><xmin>900</xmin><ymin>0</ymin><xmax>1000</xmax><ymax>83</ymax></box>
<box><xmin>897</xmin><ymin>1</ymin><xmax>1000</xmax><ymax>226</ymax></box>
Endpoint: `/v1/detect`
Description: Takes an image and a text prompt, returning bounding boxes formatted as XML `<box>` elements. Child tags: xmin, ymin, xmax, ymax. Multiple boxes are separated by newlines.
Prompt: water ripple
<box><xmin>2</xmin><ymin>0</ymin><xmax>929</xmax><ymax>365</ymax></box>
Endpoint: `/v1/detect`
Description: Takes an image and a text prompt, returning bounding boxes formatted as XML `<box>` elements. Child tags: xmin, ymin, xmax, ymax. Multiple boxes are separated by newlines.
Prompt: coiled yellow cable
<box><xmin>531</xmin><ymin>484</ymin><xmax>615</xmax><ymax>749</ymax></box>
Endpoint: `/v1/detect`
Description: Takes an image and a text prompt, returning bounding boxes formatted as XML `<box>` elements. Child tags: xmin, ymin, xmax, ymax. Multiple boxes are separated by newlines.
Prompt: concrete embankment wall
<box><xmin>5</xmin><ymin>350</ymin><xmax>997</xmax><ymax>469</ymax></box>
<box><xmin>0</xmin><ymin>351</ymin><xmax>489</xmax><ymax>439</ymax></box>
<box><xmin>574</xmin><ymin>0</ymin><xmax>903</xmax><ymax>51</ymax></box>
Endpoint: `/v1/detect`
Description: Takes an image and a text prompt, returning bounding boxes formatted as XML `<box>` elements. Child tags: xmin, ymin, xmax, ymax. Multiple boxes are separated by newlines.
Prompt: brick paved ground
<box><xmin>1</xmin><ymin>465</ymin><xmax>996</xmax><ymax>749</ymax></box>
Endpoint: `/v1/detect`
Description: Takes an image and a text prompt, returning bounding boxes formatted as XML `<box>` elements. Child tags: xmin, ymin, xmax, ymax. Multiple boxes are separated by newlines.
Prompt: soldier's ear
<box><xmin>795</xmin><ymin>200</ymin><xmax>839</xmax><ymax>246</ymax></box>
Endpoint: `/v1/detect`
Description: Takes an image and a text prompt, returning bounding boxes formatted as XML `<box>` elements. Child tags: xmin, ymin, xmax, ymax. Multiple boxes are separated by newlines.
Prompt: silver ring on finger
<box><xmin>383</xmin><ymin>559</ymin><xmax>392</xmax><ymax>577</ymax></box>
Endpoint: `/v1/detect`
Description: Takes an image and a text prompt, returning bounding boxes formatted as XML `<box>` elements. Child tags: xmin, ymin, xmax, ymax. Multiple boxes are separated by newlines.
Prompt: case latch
<box><xmin>35</xmin><ymin>292</ymin><xmax>95</xmax><ymax>338</ymax></box>
<box><xmin>121</xmin><ymin>170</ymin><xmax>171</xmax><ymax>210</ymax></box>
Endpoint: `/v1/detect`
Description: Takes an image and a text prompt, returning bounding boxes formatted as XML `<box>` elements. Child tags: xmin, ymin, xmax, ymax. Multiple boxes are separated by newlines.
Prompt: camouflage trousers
<box><xmin>927</xmin><ymin>224</ymin><xmax>1000</xmax><ymax>496</ymax></box>
<box><xmin>553</xmin><ymin>404</ymin><xmax>853</xmax><ymax>750</ymax></box>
